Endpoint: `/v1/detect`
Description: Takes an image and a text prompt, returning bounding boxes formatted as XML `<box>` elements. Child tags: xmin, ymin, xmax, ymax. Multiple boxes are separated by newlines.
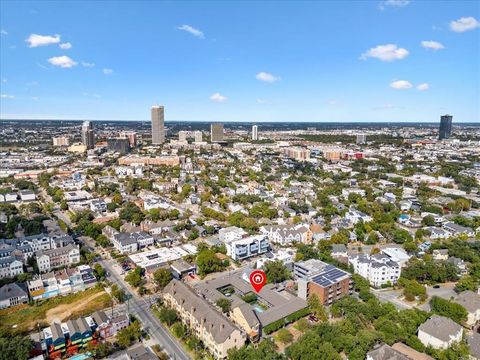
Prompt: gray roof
<box><xmin>418</xmin><ymin>315</ymin><xmax>463</xmax><ymax>342</ymax></box>
<box><xmin>126</xmin><ymin>343</ymin><xmax>157</xmax><ymax>360</ymax></box>
<box><xmin>454</xmin><ymin>290</ymin><xmax>480</xmax><ymax>313</ymax></box>
<box><xmin>163</xmin><ymin>280</ymin><xmax>241</xmax><ymax>344</ymax></box>
<box><xmin>367</xmin><ymin>344</ymin><xmax>410</xmax><ymax>360</ymax></box>
<box><xmin>51</xmin><ymin>322</ymin><xmax>64</xmax><ymax>341</ymax></box>
<box><xmin>0</xmin><ymin>283</ymin><xmax>27</xmax><ymax>301</ymax></box>
<box><xmin>92</xmin><ymin>310</ymin><xmax>109</xmax><ymax>326</ymax></box>
<box><xmin>466</xmin><ymin>333</ymin><xmax>480</xmax><ymax>359</ymax></box>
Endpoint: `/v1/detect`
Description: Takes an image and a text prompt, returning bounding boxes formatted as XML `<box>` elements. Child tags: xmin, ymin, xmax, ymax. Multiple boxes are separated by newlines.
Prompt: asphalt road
<box><xmin>98</xmin><ymin>258</ymin><xmax>191</xmax><ymax>360</ymax></box>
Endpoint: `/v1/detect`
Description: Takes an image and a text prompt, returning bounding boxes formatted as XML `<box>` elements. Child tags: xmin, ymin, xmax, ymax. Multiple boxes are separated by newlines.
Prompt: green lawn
<box><xmin>0</xmin><ymin>285</ymin><xmax>112</xmax><ymax>334</ymax></box>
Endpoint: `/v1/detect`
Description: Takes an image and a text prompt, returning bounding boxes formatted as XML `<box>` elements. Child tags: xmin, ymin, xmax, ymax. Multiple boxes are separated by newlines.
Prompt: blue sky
<box><xmin>1</xmin><ymin>0</ymin><xmax>479</xmax><ymax>122</ymax></box>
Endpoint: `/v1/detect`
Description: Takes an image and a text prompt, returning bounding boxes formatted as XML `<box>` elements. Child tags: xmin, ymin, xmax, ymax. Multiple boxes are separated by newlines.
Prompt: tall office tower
<box><xmin>252</xmin><ymin>125</ymin><xmax>258</xmax><ymax>141</ymax></box>
<box><xmin>81</xmin><ymin>121</ymin><xmax>95</xmax><ymax>149</ymax></box>
<box><xmin>178</xmin><ymin>131</ymin><xmax>187</xmax><ymax>143</ymax></box>
<box><xmin>210</xmin><ymin>123</ymin><xmax>224</xmax><ymax>143</ymax></box>
<box><xmin>438</xmin><ymin>114</ymin><xmax>453</xmax><ymax>140</ymax></box>
<box><xmin>194</xmin><ymin>131</ymin><xmax>203</xmax><ymax>143</ymax></box>
<box><xmin>151</xmin><ymin>105</ymin><xmax>165</xmax><ymax>145</ymax></box>
<box><xmin>356</xmin><ymin>134</ymin><xmax>366</xmax><ymax>145</ymax></box>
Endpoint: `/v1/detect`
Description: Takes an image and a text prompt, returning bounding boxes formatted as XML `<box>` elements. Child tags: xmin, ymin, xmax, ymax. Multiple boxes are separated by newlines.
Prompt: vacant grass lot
<box><xmin>0</xmin><ymin>285</ymin><xmax>112</xmax><ymax>334</ymax></box>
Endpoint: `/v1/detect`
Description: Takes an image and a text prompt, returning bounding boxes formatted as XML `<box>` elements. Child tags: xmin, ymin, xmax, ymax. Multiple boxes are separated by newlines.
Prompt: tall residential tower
<box><xmin>210</xmin><ymin>123</ymin><xmax>224</xmax><ymax>143</ymax></box>
<box><xmin>81</xmin><ymin>121</ymin><xmax>95</xmax><ymax>149</ymax></box>
<box><xmin>252</xmin><ymin>125</ymin><xmax>258</xmax><ymax>141</ymax></box>
<box><xmin>438</xmin><ymin>114</ymin><xmax>453</xmax><ymax>140</ymax></box>
<box><xmin>151</xmin><ymin>105</ymin><xmax>165</xmax><ymax>145</ymax></box>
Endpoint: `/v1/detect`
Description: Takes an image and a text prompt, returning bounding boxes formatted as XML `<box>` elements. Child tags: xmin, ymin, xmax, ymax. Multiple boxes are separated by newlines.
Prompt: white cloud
<box><xmin>1</xmin><ymin>79</ymin><xmax>6</xmax><ymax>83</ymax></box>
<box><xmin>1</xmin><ymin>29</ymin><xmax>7</xmax><ymax>35</ymax></box>
<box><xmin>103</xmin><ymin>68</ymin><xmax>113</xmax><ymax>75</ymax></box>
<box><xmin>26</xmin><ymin>33</ymin><xmax>61</xmax><ymax>47</ymax></box>
<box><xmin>32</xmin><ymin>96</ymin><xmax>39</xmax><ymax>100</ymax></box>
<box><xmin>83</xmin><ymin>92</ymin><xmax>101</xmax><ymax>98</ymax></box>
<box><xmin>27</xmin><ymin>81</ymin><xmax>39</xmax><ymax>86</ymax></box>
<box><xmin>360</xmin><ymin>44</ymin><xmax>409</xmax><ymax>61</ymax></box>
<box><xmin>450</xmin><ymin>16</ymin><xmax>480</xmax><ymax>32</ymax></box>
<box><xmin>378</xmin><ymin>0</ymin><xmax>410</xmax><ymax>10</ymax></box>
<box><xmin>417</xmin><ymin>83</ymin><xmax>429</xmax><ymax>91</ymax></box>
<box><xmin>210</xmin><ymin>92</ymin><xmax>227</xmax><ymax>102</ymax></box>
<box><xmin>177</xmin><ymin>25</ymin><xmax>205</xmax><ymax>39</ymax></box>
<box><xmin>81</xmin><ymin>61</ymin><xmax>95</xmax><ymax>68</ymax></box>
<box><xmin>257</xmin><ymin>99</ymin><xmax>267</xmax><ymax>104</ymax></box>
<box><xmin>390</xmin><ymin>80</ymin><xmax>413</xmax><ymax>89</ymax></box>
<box><xmin>421</xmin><ymin>40</ymin><xmax>445</xmax><ymax>50</ymax></box>
<box><xmin>256</xmin><ymin>71</ymin><xmax>280</xmax><ymax>83</ymax></box>
<box><xmin>48</xmin><ymin>55</ymin><xmax>77</xmax><ymax>68</ymax></box>
<box><xmin>1</xmin><ymin>94</ymin><xmax>15</xmax><ymax>99</ymax></box>
<box><xmin>59</xmin><ymin>42</ymin><xmax>72</xmax><ymax>49</ymax></box>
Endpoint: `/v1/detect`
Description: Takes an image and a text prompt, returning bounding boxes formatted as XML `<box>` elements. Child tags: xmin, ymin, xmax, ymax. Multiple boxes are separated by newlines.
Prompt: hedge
<box><xmin>263</xmin><ymin>306</ymin><xmax>311</xmax><ymax>334</ymax></box>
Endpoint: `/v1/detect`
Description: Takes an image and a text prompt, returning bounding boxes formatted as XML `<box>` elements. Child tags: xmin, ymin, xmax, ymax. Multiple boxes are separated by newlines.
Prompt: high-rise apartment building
<box><xmin>439</xmin><ymin>114</ymin><xmax>453</xmax><ymax>140</ymax></box>
<box><xmin>194</xmin><ymin>131</ymin><xmax>203</xmax><ymax>143</ymax></box>
<box><xmin>178</xmin><ymin>131</ymin><xmax>187</xmax><ymax>143</ymax></box>
<box><xmin>151</xmin><ymin>105</ymin><xmax>165</xmax><ymax>145</ymax></box>
<box><xmin>122</xmin><ymin>131</ymin><xmax>137</xmax><ymax>147</ymax></box>
<box><xmin>210</xmin><ymin>123</ymin><xmax>224</xmax><ymax>143</ymax></box>
<box><xmin>81</xmin><ymin>121</ymin><xmax>95</xmax><ymax>149</ymax></box>
<box><xmin>356</xmin><ymin>134</ymin><xmax>366</xmax><ymax>145</ymax></box>
<box><xmin>252</xmin><ymin>125</ymin><xmax>258</xmax><ymax>141</ymax></box>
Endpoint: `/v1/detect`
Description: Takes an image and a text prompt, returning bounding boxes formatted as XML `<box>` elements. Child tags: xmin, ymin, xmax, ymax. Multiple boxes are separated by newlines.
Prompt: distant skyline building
<box><xmin>194</xmin><ymin>131</ymin><xmax>203</xmax><ymax>143</ymax></box>
<box><xmin>52</xmin><ymin>136</ymin><xmax>70</xmax><ymax>146</ymax></box>
<box><xmin>210</xmin><ymin>123</ymin><xmax>224</xmax><ymax>143</ymax></box>
<box><xmin>252</xmin><ymin>125</ymin><xmax>258</xmax><ymax>141</ymax></box>
<box><xmin>151</xmin><ymin>105</ymin><xmax>165</xmax><ymax>145</ymax></box>
<box><xmin>356</xmin><ymin>134</ymin><xmax>366</xmax><ymax>145</ymax></box>
<box><xmin>122</xmin><ymin>131</ymin><xmax>137</xmax><ymax>147</ymax></box>
<box><xmin>178</xmin><ymin>131</ymin><xmax>187</xmax><ymax>143</ymax></box>
<box><xmin>439</xmin><ymin>114</ymin><xmax>453</xmax><ymax>140</ymax></box>
<box><xmin>81</xmin><ymin>121</ymin><xmax>95</xmax><ymax>149</ymax></box>
<box><xmin>107</xmin><ymin>138</ymin><xmax>130</xmax><ymax>154</ymax></box>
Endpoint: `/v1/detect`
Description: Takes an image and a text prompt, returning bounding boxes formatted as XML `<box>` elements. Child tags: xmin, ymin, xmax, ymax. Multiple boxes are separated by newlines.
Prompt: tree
<box><xmin>422</xmin><ymin>215</ymin><xmax>435</xmax><ymax>226</ymax></box>
<box><xmin>0</xmin><ymin>334</ymin><xmax>32</xmax><ymax>360</ymax></box>
<box><xmin>398</xmin><ymin>278</ymin><xmax>427</xmax><ymax>302</ymax></box>
<box><xmin>430</xmin><ymin>296</ymin><xmax>468</xmax><ymax>323</ymax></box>
<box><xmin>125</xmin><ymin>267</ymin><xmax>143</xmax><ymax>287</ymax></box>
<box><xmin>454</xmin><ymin>276</ymin><xmax>478</xmax><ymax>293</ymax></box>
<box><xmin>119</xmin><ymin>202</ymin><xmax>145</xmax><ymax>225</ymax></box>
<box><xmin>94</xmin><ymin>263</ymin><xmax>106</xmax><ymax>280</ymax></box>
<box><xmin>172</xmin><ymin>322</ymin><xmax>186</xmax><ymax>339</ymax></box>
<box><xmin>276</xmin><ymin>328</ymin><xmax>293</xmax><ymax>344</ymax></box>
<box><xmin>197</xmin><ymin>249</ymin><xmax>229</xmax><ymax>276</ymax></box>
<box><xmin>308</xmin><ymin>294</ymin><xmax>328</xmax><ymax>321</ymax></box>
<box><xmin>294</xmin><ymin>318</ymin><xmax>311</xmax><ymax>332</ymax></box>
<box><xmin>216</xmin><ymin>298</ymin><xmax>232</xmax><ymax>313</ymax></box>
<box><xmin>153</xmin><ymin>268</ymin><xmax>173</xmax><ymax>290</ymax></box>
<box><xmin>116</xmin><ymin>320</ymin><xmax>142</xmax><ymax>348</ymax></box>
<box><xmin>263</xmin><ymin>260</ymin><xmax>291</xmax><ymax>284</ymax></box>
<box><xmin>111</xmin><ymin>284</ymin><xmax>127</xmax><ymax>303</ymax></box>
<box><xmin>158</xmin><ymin>307</ymin><xmax>178</xmax><ymax>326</ymax></box>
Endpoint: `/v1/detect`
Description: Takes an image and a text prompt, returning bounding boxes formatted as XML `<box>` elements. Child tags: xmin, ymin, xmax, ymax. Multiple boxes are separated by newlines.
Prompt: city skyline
<box><xmin>1</xmin><ymin>1</ymin><xmax>479</xmax><ymax>123</ymax></box>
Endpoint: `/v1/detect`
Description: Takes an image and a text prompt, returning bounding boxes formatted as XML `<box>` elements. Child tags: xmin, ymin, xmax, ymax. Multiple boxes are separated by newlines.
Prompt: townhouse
<box><xmin>418</xmin><ymin>315</ymin><xmax>463</xmax><ymax>350</ymax></box>
<box><xmin>260</xmin><ymin>224</ymin><xmax>311</xmax><ymax>246</ymax></box>
<box><xmin>163</xmin><ymin>280</ymin><xmax>246</xmax><ymax>359</ymax></box>
<box><xmin>224</xmin><ymin>234</ymin><xmax>270</xmax><ymax>261</ymax></box>
<box><xmin>36</xmin><ymin>243</ymin><xmax>80</xmax><ymax>272</ymax></box>
<box><xmin>0</xmin><ymin>282</ymin><xmax>28</xmax><ymax>309</ymax></box>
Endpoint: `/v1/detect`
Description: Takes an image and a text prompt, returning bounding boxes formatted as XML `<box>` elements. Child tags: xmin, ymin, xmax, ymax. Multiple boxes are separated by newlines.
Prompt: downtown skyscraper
<box><xmin>252</xmin><ymin>125</ymin><xmax>258</xmax><ymax>141</ymax></box>
<box><xmin>151</xmin><ymin>105</ymin><xmax>165</xmax><ymax>145</ymax></box>
<box><xmin>438</xmin><ymin>114</ymin><xmax>453</xmax><ymax>140</ymax></box>
<box><xmin>81</xmin><ymin>121</ymin><xmax>95</xmax><ymax>149</ymax></box>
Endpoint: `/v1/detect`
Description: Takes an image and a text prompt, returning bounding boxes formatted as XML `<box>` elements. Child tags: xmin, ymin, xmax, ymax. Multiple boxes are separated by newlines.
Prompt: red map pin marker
<box><xmin>250</xmin><ymin>270</ymin><xmax>267</xmax><ymax>293</ymax></box>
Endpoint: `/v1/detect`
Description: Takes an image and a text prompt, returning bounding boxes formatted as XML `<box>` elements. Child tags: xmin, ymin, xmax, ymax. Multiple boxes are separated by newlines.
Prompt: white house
<box><xmin>418</xmin><ymin>315</ymin><xmax>463</xmax><ymax>350</ymax></box>
<box><xmin>218</xmin><ymin>226</ymin><xmax>247</xmax><ymax>243</ymax></box>
<box><xmin>453</xmin><ymin>291</ymin><xmax>480</xmax><ymax>328</ymax></box>
<box><xmin>381</xmin><ymin>247</ymin><xmax>411</xmax><ymax>267</ymax></box>
<box><xmin>260</xmin><ymin>224</ymin><xmax>310</xmax><ymax>246</ymax></box>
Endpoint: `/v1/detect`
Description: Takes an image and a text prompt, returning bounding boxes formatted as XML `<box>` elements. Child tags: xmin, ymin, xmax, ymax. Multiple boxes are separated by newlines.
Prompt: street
<box><xmin>98</xmin><ymin>258</ymin><xmax>191</xmax><ymax>360</ymax></box>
